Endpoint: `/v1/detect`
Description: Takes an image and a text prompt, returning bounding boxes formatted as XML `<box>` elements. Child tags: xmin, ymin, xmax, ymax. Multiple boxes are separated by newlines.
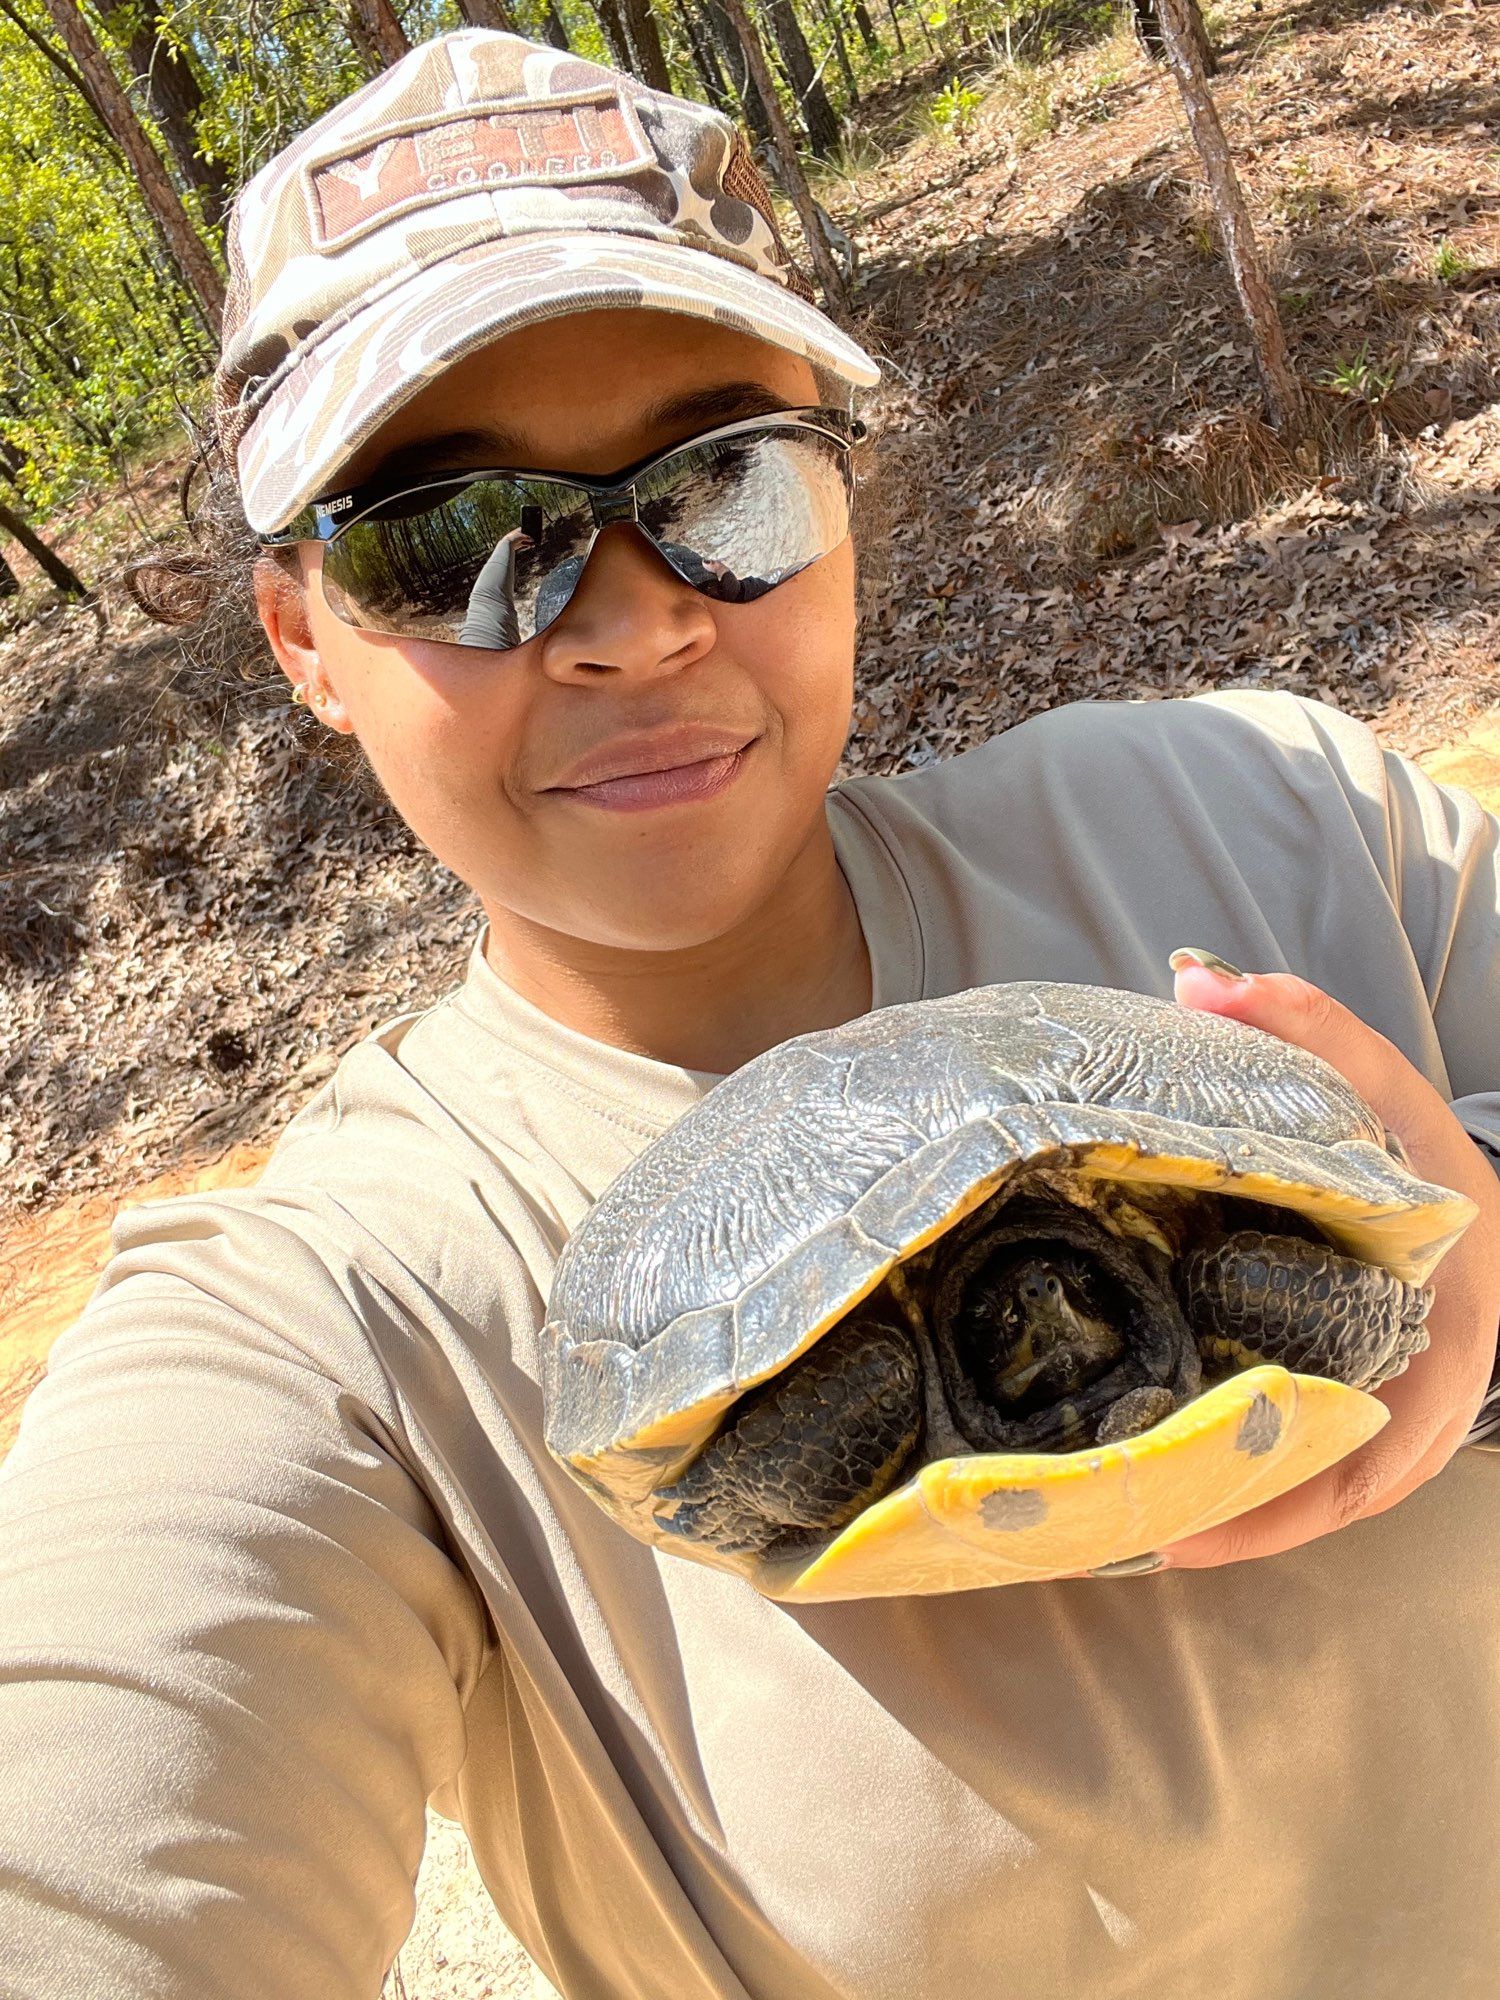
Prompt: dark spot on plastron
<box><xmin>980</xmin><ymin>1488</ymin><xmax>1049</xmax><ymax>1531</ymax></box>
<box><xmin>1236</xmin><ymin>1393</ymin><xmax>1283</xmax><ymax>1457</ymax></box>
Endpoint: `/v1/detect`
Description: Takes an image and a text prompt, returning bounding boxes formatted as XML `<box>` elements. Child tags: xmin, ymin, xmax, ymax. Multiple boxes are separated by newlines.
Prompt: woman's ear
<box><xmin>252</xmin><ymin>553</ymin><xmax>354</xmax><ymax>734</ymax></box>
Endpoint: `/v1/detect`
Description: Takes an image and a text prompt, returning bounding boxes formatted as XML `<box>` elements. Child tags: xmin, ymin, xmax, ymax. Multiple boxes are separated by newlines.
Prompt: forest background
<box><xmin>1</xmin><ymin>0</ymin><xmax>1497</xmax><ymax>1990</ymax></box>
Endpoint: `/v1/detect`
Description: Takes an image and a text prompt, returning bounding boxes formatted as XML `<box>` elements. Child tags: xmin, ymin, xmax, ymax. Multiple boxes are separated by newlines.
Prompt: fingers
<box><xmin>1156</xmin><ymin>953</ymin><xmax>1500</xmax><ymax>1572</ymax></box>
<box><xmin>1173</xmin><ymin>956</ymin><xmax>1493</xmax><ymax>1222</ymax></box>
<box><xmin>1160</xmin><ymin>1397</ymin><xmax>1475</xmax><ymax>1570</ymax></box>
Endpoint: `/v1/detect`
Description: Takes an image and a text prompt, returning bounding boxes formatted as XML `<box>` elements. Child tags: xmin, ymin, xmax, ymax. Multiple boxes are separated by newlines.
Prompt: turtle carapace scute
<box><xmin>541</xmin><ymin>982</ymin><xmax>1476</xmax><ymax>1600</ymax></box>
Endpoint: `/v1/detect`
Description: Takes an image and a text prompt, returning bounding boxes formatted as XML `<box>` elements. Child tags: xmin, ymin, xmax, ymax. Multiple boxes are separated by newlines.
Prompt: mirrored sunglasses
<box><xmin>258</xmin><ymin>406</ymin><xmax>867</xmax><ymax>651</ymax></box>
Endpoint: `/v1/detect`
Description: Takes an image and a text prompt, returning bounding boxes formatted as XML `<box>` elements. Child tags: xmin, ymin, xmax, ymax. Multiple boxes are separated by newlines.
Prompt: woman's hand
<box><xmin>1155</xmin><ymin>955</ymin><xmax>1500</xmax><ymax>1572</ymax></box>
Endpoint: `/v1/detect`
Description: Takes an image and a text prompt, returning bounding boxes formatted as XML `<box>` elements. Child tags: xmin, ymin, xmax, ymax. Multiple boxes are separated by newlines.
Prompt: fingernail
<box><xmin>1088</xmin><ymin>1551</ymin><xmax>1169</xmax><ymax>1577</ymax></box>
<box><xmin>1169</xmin><ymin>947</ymin><xmax>1247</xmax><ymax>981</ymax></box>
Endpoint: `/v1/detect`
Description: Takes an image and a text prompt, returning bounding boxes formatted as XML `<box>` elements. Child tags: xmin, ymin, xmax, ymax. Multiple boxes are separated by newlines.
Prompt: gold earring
<box><xmin>290</xmin><ymin>685</ymin><xmax>307</xmax><ymax>706</ymax></box>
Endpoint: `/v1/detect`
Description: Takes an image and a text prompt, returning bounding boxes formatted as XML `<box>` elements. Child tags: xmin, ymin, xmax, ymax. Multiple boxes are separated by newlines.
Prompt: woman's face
<box><xmin>257</xmin><ymin>307</ymin><xmax>858</xmax><ymax>954</ymax></box>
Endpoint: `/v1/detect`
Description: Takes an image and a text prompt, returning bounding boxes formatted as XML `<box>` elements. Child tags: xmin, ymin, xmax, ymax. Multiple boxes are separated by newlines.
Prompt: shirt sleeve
<box><xmin>1275</xmin><ymin>696</ymin><xmax>1500</xmax><ymax>1446</ymax></box>
<box><xmin>1376</xmin><ymin>731</ymin><xmax>1500</xmax><ymax>1165</ymax></box>
<box><xmin>0</xmin><ymin>1193</ymin><xmax>491</xmax><ymax>1999</ymax></box>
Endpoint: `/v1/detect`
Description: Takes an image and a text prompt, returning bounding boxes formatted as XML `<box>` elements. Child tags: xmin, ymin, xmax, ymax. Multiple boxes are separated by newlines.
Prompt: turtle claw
<box><xmin>1095</xmin><ymin>1385</ymin><xmax>1179</xmax><ymax>1445</ymax></box>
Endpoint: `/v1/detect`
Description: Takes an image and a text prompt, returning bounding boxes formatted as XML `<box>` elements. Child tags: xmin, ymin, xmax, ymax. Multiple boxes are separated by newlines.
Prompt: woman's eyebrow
<box><xmin>640</xmin><ymin>380</ymin><xmax>799</xmax><ymax>433</ymax></box>
<box><xmin>360</xmin><ymin>426</ymin><xmax>523</xmax><ymax>489</ymax></box>
<box><xmin>357</xmin><ymin>382</ymin><xmax>798</xmax><ymax>490</ymax></box>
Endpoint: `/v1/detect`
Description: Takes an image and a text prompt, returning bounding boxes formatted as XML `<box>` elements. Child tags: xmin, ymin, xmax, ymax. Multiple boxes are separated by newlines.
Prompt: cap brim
<box><xmin>237</xmin><ymin>231</ymin><xmax>883</xmax><ymax>534</ymax></box>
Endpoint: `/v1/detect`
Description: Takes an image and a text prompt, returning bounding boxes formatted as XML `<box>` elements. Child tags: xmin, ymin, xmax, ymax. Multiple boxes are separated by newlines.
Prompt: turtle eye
<box><xmin>1382</xmin><ymin>1126</ymin><xmax>1413</xmax><ymax>1169</ymax></box>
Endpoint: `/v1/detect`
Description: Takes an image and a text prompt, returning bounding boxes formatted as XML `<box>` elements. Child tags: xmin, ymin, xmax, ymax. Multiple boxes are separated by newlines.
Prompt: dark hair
<box><xmin>125</xmin><ymin>324</ymin><xmax>902</xmax><ymax>793</ymax></box>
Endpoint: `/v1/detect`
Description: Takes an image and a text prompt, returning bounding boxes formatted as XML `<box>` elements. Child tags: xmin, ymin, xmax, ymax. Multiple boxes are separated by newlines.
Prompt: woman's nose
<box><xmin>535</xmin><ymin>522</ymin><xmax>718</xmax><ymax>685</ymax></box>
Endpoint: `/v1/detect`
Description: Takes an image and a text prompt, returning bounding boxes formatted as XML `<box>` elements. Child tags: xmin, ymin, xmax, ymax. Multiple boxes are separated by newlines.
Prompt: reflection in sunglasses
<box><xmin>317</xmin><ymin>421</ymin><xmax>855</xmax><ymax>650</ymax></box>
<box><xmin>458</xmin><ymin>529</ymin><xmax>532</xmax><ymax>650</ymax></box>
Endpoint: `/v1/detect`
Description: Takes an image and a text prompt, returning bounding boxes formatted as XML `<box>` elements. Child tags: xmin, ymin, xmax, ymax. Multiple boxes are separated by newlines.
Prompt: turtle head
<box><xmin>971</xmin><ymin>1249</ymin><xmax>1129</xmax><ymax>1413</ymax></box>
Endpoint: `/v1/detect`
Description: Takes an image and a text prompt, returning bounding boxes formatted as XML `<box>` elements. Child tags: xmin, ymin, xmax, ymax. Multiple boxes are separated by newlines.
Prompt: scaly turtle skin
<box><xmin>542</xmin><ymin>982</ymin><xmax>1477</xmax><ymax>1600</ymax></box>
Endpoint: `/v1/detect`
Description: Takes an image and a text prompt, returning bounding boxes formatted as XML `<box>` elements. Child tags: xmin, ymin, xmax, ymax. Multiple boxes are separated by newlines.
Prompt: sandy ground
<box><xmin>385</xmin><ymin>1817</ymin><xmax>561</xmax><ymax>2000</ymax></box>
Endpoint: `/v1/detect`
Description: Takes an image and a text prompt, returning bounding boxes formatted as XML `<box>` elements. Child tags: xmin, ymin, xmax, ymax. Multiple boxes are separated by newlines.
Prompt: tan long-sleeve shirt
<box><xmin>2</xmin><ymin>690</ymin><xmax>1498</xmax><ymax>2000</ymax></box>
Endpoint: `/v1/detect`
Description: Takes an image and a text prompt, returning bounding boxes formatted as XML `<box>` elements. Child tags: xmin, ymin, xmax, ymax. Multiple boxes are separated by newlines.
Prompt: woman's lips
<box><xmin>553</xmin><ymin>746</ymin><xmax>750</xmax><ymax>813</ymax></box>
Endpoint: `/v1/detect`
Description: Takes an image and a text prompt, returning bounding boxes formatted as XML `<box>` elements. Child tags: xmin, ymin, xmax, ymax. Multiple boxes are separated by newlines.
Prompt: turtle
<box><xmin>541</xmin><ymin>982</ymin><xmax>1477</xmax><ymax>1601</ymax></box>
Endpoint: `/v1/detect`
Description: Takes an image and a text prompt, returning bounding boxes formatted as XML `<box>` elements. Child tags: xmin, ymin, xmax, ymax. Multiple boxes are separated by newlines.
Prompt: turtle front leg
<box><xmin>1177</xmin><ymin>1231</ymin><xmax>1433</xmax><ymax>1392</ymax></box>
<box><xmin>652</xmin><ymin>1315</ymin><xmax>922</xmax><ymax>1562</ymax></box>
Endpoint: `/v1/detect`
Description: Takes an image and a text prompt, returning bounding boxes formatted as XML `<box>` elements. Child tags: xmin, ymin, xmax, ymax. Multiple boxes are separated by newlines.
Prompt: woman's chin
<box><xmin>542</xmin><ymin>843</ymin><xmax>791</xmax><ymax>955</ymax></box>
<box><xmin>568</xmin><ymin>891</ymin><xmax>769</xmax><ymax>956</ymax></box>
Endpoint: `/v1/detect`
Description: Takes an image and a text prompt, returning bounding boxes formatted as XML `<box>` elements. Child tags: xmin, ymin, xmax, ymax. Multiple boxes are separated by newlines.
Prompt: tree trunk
<box><xmin>878</xmin><ymin>0</ymin><xmax>905</xmax><ymax>55</ymax></box>
<box><xmin>1133</xmin><ymin>0</ymin><xmax>1216</xmax><ymax>77</ymax></box>
<box><xmin>704</xmin><ymin>0</ymin><xmax>775</xmax><ymax>146</ymax></box>
<box><xmin>761</xmin><ymin>0</ymin><xmax>840</xmax><ymax>159</ymax></box>
<box><xmin>538</xmin><ymin>0</ymin><xmax>570</xmax><ymax>48</ymax></box>
<box><xmin>36</xmin><ymin>0</ymin><xmax>225</xmax><ymax>330</ymax></box>
<box><xmin>712</xmin><ymin>0</ymin><xmax>850</xmax><ymax>311</ymax></box>
<box><xmin>347</xmin><ymin>0</ymin><xmax>410</xmax><ymax>71</ymax></box>
<box><xmin>682</xmin><ymin>2</ymin><xmax>735</xmax><ymax>115</ymax></box>
<box><xmin>814</xmin><ymin>0</ymin><xmax>858</xmax><ymax>105</ymax></box>
<box><xmin>620</xmin><ymin>0</ymin><xmax>673</xmax><ymax>91</ymax></box>
<box><xmin>93</xmin><ymin>0</ymin><xmax>230</xmax><ymax>227</ymax></box>
<box><xmin>850</xmin><ymin>0</ymin><xmax>878</xmax><ymax>52</ymax></box>
<box><xmin>1155</xmin><ymin>0</ymin><xmax>1301</xmax><ymax>435</ymax></box>
<box><xmin>0</xmin><ymin>548</ymin><xmax>19</xmax><ymax>598</ymax></box>
<box><xmin>458</xmin><ymin>0</ymin><xmax>517</xmax><ymax>27</ymax></box>
<box><xmin>0</xmin><ymin>500</ymin><xmax>90</xmax><ymax>598</ymax></box>
<box><xmin>593</xmin><ymin>0</ymin><xmax>635</xmax><ymax>73</ymax></box>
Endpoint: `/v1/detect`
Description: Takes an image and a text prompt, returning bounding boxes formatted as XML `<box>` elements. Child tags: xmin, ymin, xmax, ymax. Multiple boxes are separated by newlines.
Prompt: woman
<box><xmin>2</xmin><ymin>29</ymin><xmax>1497</xmax><ymax>2000</ymax></box>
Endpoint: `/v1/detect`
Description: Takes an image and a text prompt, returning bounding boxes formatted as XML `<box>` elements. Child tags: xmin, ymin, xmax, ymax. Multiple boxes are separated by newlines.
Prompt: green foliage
<box><xmin>928</xmin><ymin>73</ymin><xmax>984</xmax><ymax>133</ymax></box>
<box><xmin>1079</xmin><ymin>64</ymin><xmax>1121</xmax><ymax>119</ymax></box>
<box><xmin>0</xmin><ymin>0</ymin><xmax>473</xmax><ymax>515</ymax></box>
<box><xmin>1433</xmin><ymin>238</ymin><xmax>1471</xmax><ymax>285</ymax></box>
<box><xmin>1273</xmin><ymin>156</ymin><xmax>1344</xmax><ymax>229</ymax></box>
<box><xmin>0</xmin><ymin>3</ymin><xmax>207</xmax><ymax>509</ymax></box>
<box><xmin>1318</xmin><ymin>344</ymin><xmax>1397</xmax><ymax>404</ymax></box>
<box><xmin>810</xmin><ymin>121</ymin><xmax>891</xmax><ymax>196</ymax></box>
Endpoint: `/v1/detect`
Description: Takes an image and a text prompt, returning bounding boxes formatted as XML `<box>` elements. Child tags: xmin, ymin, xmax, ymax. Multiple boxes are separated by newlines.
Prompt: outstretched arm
<box><xmin>0</xmin><ymin>1200</ymin><xmax>489</xmax><ymax>1998</ymax></box>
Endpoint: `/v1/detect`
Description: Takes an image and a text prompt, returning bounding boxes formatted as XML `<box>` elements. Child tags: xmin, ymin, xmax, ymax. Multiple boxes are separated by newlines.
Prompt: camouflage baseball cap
<box><xmin>216</xmin><ymin>28</ymin><xmax>883</xmax><ymax>535</ymax></box>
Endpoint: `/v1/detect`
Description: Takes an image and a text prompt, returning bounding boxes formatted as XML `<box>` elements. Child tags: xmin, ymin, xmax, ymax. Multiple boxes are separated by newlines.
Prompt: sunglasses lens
<box><xmin>635</xmin><ymin>429</ymin><xmax>853</xmax><ymax>605</ymax></box>
<box><xmin>318</xmin><ymin>425</ymin><xmax>854</xmax><ymax>648</ymax></box>
<box><xmin>320</xmin><ymin>474</ymin><xmax>591</xmax><ymax>648</ymax></box>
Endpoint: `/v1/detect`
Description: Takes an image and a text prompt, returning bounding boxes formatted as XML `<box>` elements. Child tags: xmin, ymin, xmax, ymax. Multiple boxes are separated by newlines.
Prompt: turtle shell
<box><xmin>541</xmin><ymin>982</ymin><xmax>1476</xmax><ymax>1598</ymax></box>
